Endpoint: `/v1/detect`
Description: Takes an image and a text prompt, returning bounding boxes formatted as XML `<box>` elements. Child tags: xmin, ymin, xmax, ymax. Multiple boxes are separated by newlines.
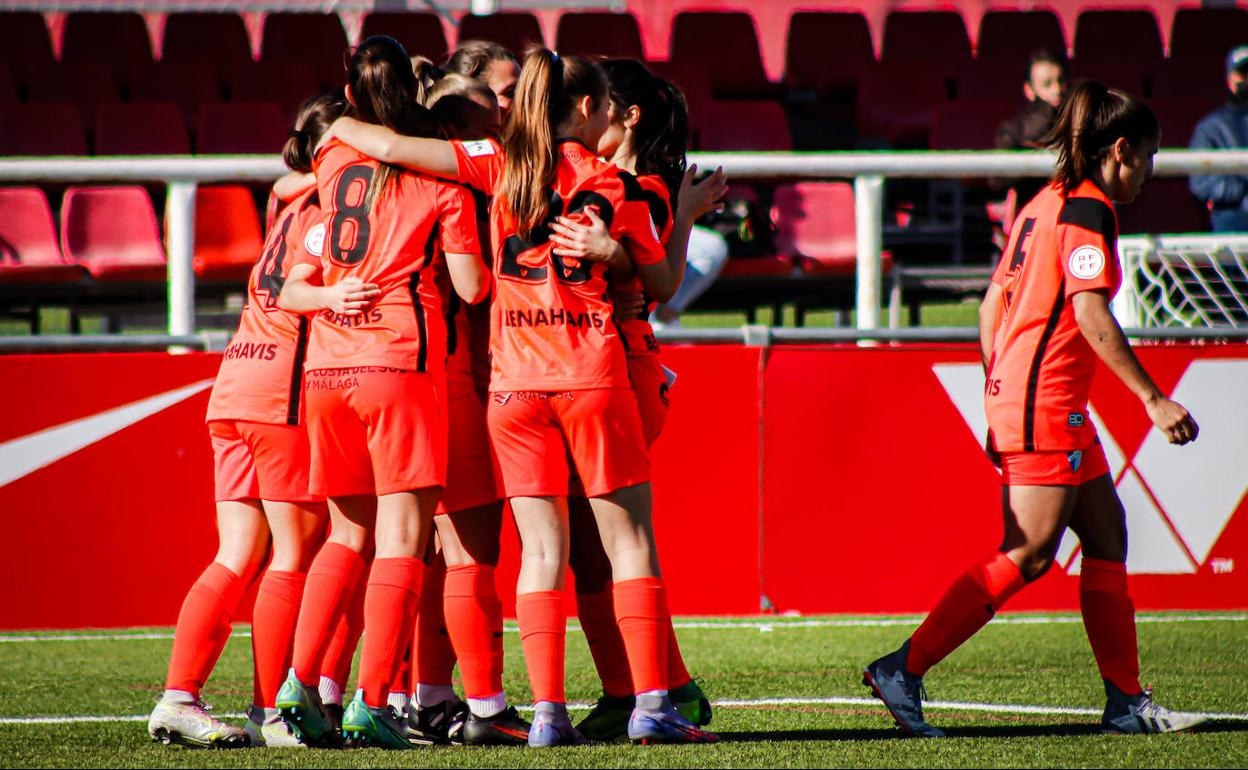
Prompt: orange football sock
<box><xmin>292</xmin><ymin>542</ymin><xmax>364</xmax><ymax>685</ymax></box>
<box><xmin>666</xmin><ymin>619</ymin><xmax>693</xmax><ymax>690</ymax></box>
<box><xmin>389</xmin><ymin>642</ymin><xmax>413</xmax><ymax>697</ymax></box>
<box><xmin>1080</xmin><ymin>558</ymin><xmax>1142</xmax><ymax>694</ymax></box>
<box><xmin>413</xmin><ymin>557</ymin><xmax>456</xmax><ymax>689</ymax></box>
<box><xmin>165</xmin><ymin>562</ymin><xmax>246</xmax><ymax>697</ymax></box>
<box><xmin>906</xmin><ymin>552</ymin><xmax>1025</xmax><ymax>677</ymax></box>
<box><xmin>613</xmin><ymin>577</ymin><xmax>670</xmax><ymax>695</ymax></box>
<box><xmin>359</xmin><ymin>557</ymin><xmax>424</xmax><ymax>707</ymax></box>
<box><xmin>251</xmin><ymin>570</ymin><xmax>306</xmax><ymax>708</ymax></box>
<box><xmin>577</xmin><ymin>588</ymin><xmax>634</xmax><ymax>698</ymax></box>
<box><xmin>321</xmin><ymin>572</ymin><xmax>367</xmax><ymax>692</ymax></box>
<box><xmin>445</xmin><ymin>565</ymin><xmax>504</xmax><ymax>699</ymax></box>
<box><xmin>516</xmin><ymin>591</ymin><xmax>566</xmax><ymax>703</ymax></box>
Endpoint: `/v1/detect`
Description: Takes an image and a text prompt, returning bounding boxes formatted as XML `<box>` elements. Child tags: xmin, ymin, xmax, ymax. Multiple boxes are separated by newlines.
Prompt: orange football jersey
<box><xmin>615</xmin><ymin>173</ymin><xmax>674</xmax><ymax>359</ymax></box>
<box><xmin>985</xmin><ymin>179</ymin><xmax>1122</xmax><ymax>452</ymax></box>
<box><xmin>305</xmin><ymin>139</ymin><xmax>482</xmax><ymax>373</ymax></box>
<box><xmin>207</xmin><ymin>189</ymin><xmax>323</xmax><ymax>425</ymax></box>
<box><xmin>488</xmin><ymin>139</ymin><xmax>667</xmax><ymax>391</ymax></box>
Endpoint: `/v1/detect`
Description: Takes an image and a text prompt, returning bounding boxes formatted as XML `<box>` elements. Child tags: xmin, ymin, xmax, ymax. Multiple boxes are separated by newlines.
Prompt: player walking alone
<box><xmin>863</xmin><ymin>81</ymin><xmax>1208</xmax><ymax>737</ymax></box>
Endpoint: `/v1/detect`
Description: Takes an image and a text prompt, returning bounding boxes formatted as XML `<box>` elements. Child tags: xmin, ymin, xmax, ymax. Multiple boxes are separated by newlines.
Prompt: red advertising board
<box><xmin>0</xmin><ymin>343</ymin><xmax>1244</xmax><ymax>629</ymax></box>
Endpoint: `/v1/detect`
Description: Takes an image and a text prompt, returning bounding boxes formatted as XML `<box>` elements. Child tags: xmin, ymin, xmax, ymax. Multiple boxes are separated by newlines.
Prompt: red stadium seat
<box><xmin>0</xmin><ymin>188</ymin><xmax>85</xmax><ymax>284</ymax></box>
<box><xmin>195</xmin><ymin>101</ymin><xmax>287</xmax><ymax>154</ymax></box>
<box><xmin>976</xmin><ymin>10</ymin><xmax>1067</xmax><ymax>62</ymax></box>
<box><xmin>26</xmin><ymin>59</ymin><xmax>120</xmax><ymax>130</ymax></box>
<box><xmin>457</xmin><ymin>12</ymin><xmax>544</xmax><ymax>56</ymax></box>
<box><xmin>193</xmin><ymin>185</ymin><xmax>264</xmax><ymax>281</ymax></box>
<box><xmin>648</xmin><ymin>60</ymin><xmax>711</xmax><ymax>144</ymax></box>
<box><xmin>61</xmin><ymin>12</ymin><xmax>153</xmax><ymax>80</ymax></box>
<box><xmin>772</xmin><ymin>182</ymin><xmax>854</xmax><ymax>275</ymax></box>
<box><xmin>1170</xmin><ymin>7</ymin><xmax>1248</xmax><ymax>60</ymax></box>
<box><xmin>882</xmin><ymin>11</ymin><xmax>971</xmax><ymax>71</ymax></box>
<box><xmin>701</xmin><ymin>100</ymin><xmax>791</xmax><ymax>151</ymax></box>
<box><xmin>670</xmin><ymin>11</ymin><xmax>773</xmax><ymax>99</ymax></box>
<box><xmin>0</xmin><ymin>64</ymin><xmax>16</xmax><ymax>104</ymax></box>
<box><xmin>0</xmin><ymin>103</ymin><xmax>87</xmax><ymax>156</ymax></box>
<box><xmin>719</xmin><ymin>256</ymin><xmax>792</xmax><ymax>278</ymax></box>
<box><xmin>1069</xmin><ymin>59</ymin><xmax>1147</xmax><ymax>97</ymax></box>
<box><xmin>784</xmin><ymin>11</ymin><xmax>874</xmax><ymax>95</ymax></box>
<box><xmin>856</xmin><ymin>63</ymin><xmax>948</xmax><ymax>148</ymax></box>
<box><xmin>0</xmin><ymin>12</ymin><xmax>53</xmax><ymax>81</ymax></box>
<box><xmin>555</xmin><ymin>12</ymin><xmax>645</xmax><ymax>61</ymax></box>
<box><xmin>956</xmin><ymin>58</ymin><xmax>1033</xmax><ymax>102</ymax></box>
<box><xmin>162</xmin><ymin>12</ymin><xmax>253</xmax><ymax>67</ymax></box>
<box><xmin>361</xmin><ymin>12</ymin><xmax>448</xmax><ymax>63</ymax></box>
<box><xmin>94</xmin><ymin>102</ymin><xmax>190</xmax><ymax>156</ymax></box>
<box><xmin>126</xmin><ymin>59</ymin><xmax>223</xmax><ymax>125</ymax></box>
<box><xmin>1073</xmin><ymin>10</ymin><xmax>1163</xmax><ymax>63</ymax></box>
<box><xmin>1150</xmin><ymin>57</ymin><xmax>1227</xmax><ymax>104</ymax></box>
<box><xmin>930</xmin><ymin>100</ymin><xmax>1017</xmax><ymax>151</ymax></box>
<box><xmin>261</xmin><ymin>13</ymin><xmax>349</xmax><ymax>90</ymax></box>
<box><xmin>1118</xmin><ymin>179</ymin><xmax>1208</xmax><ymax>235</ymax></box>
<box><xmin>1151</xmin><ymin>98</ymin><xmax>1220</xmax><ymax>149</ymax></box>
<box><xmin>228</xmin><ymin>59</ymin><xmax>320</xmax><ymax>120</ymax></box>
<box><xmin>61</xmin><ymin>186</ymin><xmax>167</xmax><ymax>282</ymax></box>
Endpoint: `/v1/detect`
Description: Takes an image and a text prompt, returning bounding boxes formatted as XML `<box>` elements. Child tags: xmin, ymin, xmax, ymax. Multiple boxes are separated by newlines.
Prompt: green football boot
<box><xmin>275</xmin><ymin>669</ymin><xmax>337</xmax><ymax>747</ymax></box>
<box><xmin>671</xmin><ymin>679</ymin><xmax>713</xmax><ymax>726</ymax></box>
<box><xmin>342</xmin><ymin>690</ymin><xmax>416</xmax><ymax>750</ymax></box>
<box><xmin>575</xmin><ymin>694</ymin><xmax>634</xmax><ymax>742</ymax></box>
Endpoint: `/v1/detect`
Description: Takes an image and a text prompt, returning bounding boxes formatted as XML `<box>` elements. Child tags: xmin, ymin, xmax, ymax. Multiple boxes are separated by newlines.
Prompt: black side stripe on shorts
<box><xmin>287</xmin><ymin>316</ymin><xmax>310</xmax><ymax>426</ymax></box>
<box><xmin>409</xmin><ymin>269</ymin><xmax>427</xmax><ymax>373</ymax></box>
<box><xmin>1023</xmin><ymin>278</ymin><xmax>1066</xmax><ymax>451</ymax></box>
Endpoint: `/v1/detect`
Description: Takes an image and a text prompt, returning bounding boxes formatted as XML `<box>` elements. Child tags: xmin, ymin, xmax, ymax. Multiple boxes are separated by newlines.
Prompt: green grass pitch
<box><xmin>1</xmin><ymin>613</ymin><xmax>1245</xmax><ymax>768</ymax></box>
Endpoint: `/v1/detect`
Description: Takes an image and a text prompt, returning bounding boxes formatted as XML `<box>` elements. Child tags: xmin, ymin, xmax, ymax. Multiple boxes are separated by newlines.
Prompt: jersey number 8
<box><xmin>329</xmin><ymin>165</ymin><xmax>375</xmax><ymax>266</ymax></box>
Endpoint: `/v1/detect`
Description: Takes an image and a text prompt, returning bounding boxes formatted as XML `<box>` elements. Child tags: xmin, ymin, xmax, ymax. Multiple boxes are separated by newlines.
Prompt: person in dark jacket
<box><xmin>1189</xmin><ymin>45</ymin><xmax>1248</xmax><ymax>232</ymax></box>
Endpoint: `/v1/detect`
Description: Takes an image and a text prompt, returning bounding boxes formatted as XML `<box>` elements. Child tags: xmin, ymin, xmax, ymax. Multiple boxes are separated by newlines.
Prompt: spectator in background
<box><xmin>993</xmin><ymin>49</ymin><xmax>1070</xmax><ymax>209</ymax></box>
<box><xmin>1189</xmin><ymin>45</ymin><xmax>1248</xmax><ymax>232</ymax></box>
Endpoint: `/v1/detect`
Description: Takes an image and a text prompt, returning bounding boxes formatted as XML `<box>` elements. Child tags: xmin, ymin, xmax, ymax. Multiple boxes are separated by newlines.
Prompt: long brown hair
<box><xmin>499</xmin><ymin>48</ymin><xmax>607</xmax><ymax>238</ymax></box>
<box><xmin>282</xmin><ymin>91</ymin><xmax>347</xmax><ymax>173</ymax></box>
<box><xmin>600</xmin><ymin>59</ymin><xmax>689</xmax><ymax>208</ymax></box>
<box><xmin>1040</xmin><ymin>79</ymin><xmax>1159</xmax><ymax>191</ymax></box>
<box><xmin>346</xmin><ymin>35</ymin><xmax>441</xmax><ymax>212</ymax></box>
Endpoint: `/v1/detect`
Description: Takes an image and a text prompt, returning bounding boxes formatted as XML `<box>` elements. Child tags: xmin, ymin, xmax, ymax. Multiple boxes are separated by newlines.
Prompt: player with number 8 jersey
<box><xmin>274</xmin><ymin>36</ymin><xmax>490</xmax><ymax>752</ymax></box>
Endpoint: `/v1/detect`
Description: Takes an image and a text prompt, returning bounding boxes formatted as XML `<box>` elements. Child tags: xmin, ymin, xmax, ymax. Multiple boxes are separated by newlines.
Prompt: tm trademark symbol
<box><xmin>1212</xmin><ymin>558</ymin><xmax>1235</xmax><ymax>575</ymax></box>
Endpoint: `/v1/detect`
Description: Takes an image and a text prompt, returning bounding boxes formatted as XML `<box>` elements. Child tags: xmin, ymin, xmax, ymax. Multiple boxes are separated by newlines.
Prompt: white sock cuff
<box><xmin>416</xmin><ymin>683</ymin><xmax>458</xmax><ymax>709</ymax></box>
<box><xmin>467</xmin><ymin>691</ymin><xmax>507</xmax><ymax>719</ymax></box>
<box><xmin>318</xmin><ymin>676</ymin><xmax>342</xmax><ymax>706</ymax></box>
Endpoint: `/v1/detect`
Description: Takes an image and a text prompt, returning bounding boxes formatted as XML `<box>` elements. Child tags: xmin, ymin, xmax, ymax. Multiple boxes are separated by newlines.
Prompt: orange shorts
<box><xmin>439</xmin><ymin>384</ymin><xmax>503</xmax><ymax>515</ymax></box>
<box><xmin>209</xmin><ymin>419</ymin><xmax>320</xmax><ymax>503</ymax></box>
<box><xmin>999</xmin><ymin>439</ymin><xmax>1111</xmax><ymax>487</ymax></box>
<box><xmin>488</xmin><ymin>387</ymin><xmax>650</xmax><ymax>498</ymax></box>
<box><xmin>305</xmin><ymin>367</ymin><xmax>446</xmax><ymax>497</ymax></box>
<box><xmin>628</xmin><ymin>356</ymin><xmax>670</xmax><ymax>448</ymax></box>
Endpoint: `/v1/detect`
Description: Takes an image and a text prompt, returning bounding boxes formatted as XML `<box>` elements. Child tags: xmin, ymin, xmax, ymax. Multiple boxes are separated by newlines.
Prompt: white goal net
<box><xmin>1116</xmin><ymin>234</ymin><xmax>1248</xmax><ymax>328</ymax></box>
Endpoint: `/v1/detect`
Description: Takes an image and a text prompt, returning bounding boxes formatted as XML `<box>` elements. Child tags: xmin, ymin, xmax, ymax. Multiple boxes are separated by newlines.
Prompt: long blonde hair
<box><xmin>498</xmin><ymin>48</ymin><xmax>607</xmax><ymax>238</ymax></box>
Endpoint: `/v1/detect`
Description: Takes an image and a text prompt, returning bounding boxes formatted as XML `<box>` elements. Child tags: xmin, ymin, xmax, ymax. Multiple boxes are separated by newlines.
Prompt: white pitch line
<box><xmin>3</xmin><ymin>614</ymin><xmax>1245</xmax><ymax>644</ymax></box>
<box><xmin>3</xmin><ymin>697</ymin><xmax>1246</xmax><ymax>726</ymax></box>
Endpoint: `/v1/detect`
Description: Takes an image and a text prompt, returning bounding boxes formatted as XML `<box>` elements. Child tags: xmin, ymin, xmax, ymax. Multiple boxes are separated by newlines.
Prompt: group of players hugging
<box><xmin>146</xmin><ymin>30</ymin><xmax>1212</xmax><ymax>750</ymax></box>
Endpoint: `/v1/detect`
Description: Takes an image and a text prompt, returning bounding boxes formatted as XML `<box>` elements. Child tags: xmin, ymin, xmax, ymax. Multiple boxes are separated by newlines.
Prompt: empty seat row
<box><xmin>0</xmin><ymin>186</ymin><xmax>263</xmax><ymax>284</ymax></box>
<box><xmin>1</xmin><ymin>102</ymin><xmax>288</xmax><ymax>156</ymax></box>
<box><xmin>3</xmin><ymin>8</ymin><xmax>1245</xmax><ymax>90</ymax></box>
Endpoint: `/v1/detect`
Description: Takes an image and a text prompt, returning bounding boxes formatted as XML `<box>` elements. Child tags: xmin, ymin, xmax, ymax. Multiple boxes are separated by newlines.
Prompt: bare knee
<box><xmin>1006</xmin><ymin>546</ymin><xmax>1055</xmax><ymax>583</ymax></box>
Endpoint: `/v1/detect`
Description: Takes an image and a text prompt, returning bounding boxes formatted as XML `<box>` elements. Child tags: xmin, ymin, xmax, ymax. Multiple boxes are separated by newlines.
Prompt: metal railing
<box><xmin>3</xmin><ymin>149</ymin><xmax>1248</xmax><ymax>337</ymax></box>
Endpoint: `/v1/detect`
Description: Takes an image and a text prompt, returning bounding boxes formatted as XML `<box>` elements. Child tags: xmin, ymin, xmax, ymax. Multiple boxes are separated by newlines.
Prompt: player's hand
<box><xmin>326</xmin><ymin>277</ymin><xmax>381</xmax><ymax>316</ymax></box>
<box><xmin>611</xmin><ymin>290</ymin><xmax>647</xmax><ymax>322</ymax></box>
<box><xmin>1146</xmin><ymin>396</ymin><xmax>1199</xmax><ymax>445</ymax></box>
<box><xmin>678</xmin><ymin>164</ymin><xmax>728</xmax><ymax>220</ymax></box>
<box><xmin>550</xmin><ymin>207</ymin><xmax>625</xmax><ymax>266</ymax></box>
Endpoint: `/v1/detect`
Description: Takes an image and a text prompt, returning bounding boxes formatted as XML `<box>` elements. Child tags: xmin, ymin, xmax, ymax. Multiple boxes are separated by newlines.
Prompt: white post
<box><xmin>166</xmin><ymin>181</ymin><xmax>198</xmax><ymax>337</ymax></box>
<box><xmin>855</xmin><ymin>174</ymin><xmax>884</xmax><ymax>331</ymax></box>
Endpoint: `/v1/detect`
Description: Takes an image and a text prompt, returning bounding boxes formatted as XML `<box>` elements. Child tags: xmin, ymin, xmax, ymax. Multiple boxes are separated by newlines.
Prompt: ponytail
<box><xmin>411</xmin><ymin>55</ymin><xmax>445</xmax><ymax>107</ymax></box>
<box><xmin>346</xmin><ymin>35</ymin><xmax>443</xmax><ymax>213</ymax></box>
<box><xmin>282</xmin><ymin>91</ymin><xmax>347</xmax><ymax>173</ymax></box>
<box><xmin>600</xmin><ymin>58</ymin><xmax>689</xmax><ymax>209</ymax></box>
<box><xmin>500</xmin><ymin>47</ymin><xmax>607</xmax><ymax>238</ymax></box>
<box><xmin>1040</xmin><ymin>79</ymin><xmax>1159</xmax><ymax>191</ymax></box>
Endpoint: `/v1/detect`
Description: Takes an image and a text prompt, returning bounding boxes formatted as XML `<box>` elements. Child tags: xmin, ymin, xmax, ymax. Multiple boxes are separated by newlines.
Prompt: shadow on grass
<box><xmin>717</xmin><ymin>719</ymin><xmax>1248</xmax><ymax>743</ymax></box>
